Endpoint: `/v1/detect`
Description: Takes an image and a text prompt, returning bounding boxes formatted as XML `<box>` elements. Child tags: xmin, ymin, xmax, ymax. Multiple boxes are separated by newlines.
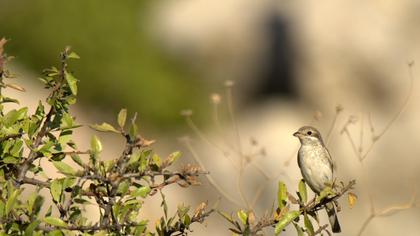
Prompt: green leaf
<box><xmin>274</xmin><ymin>211</ymin><xmax>300</xmax><ymax>235</ymax></box>
<box><xmin>67</xmin><ymin>51</ymin><xmax>80</xmax><ymax>59</ymax></box>
<box><xmin>64</xmin><ymin>71</ymin><xmax>78</xmax><ymax>95</ymax></box>
<box><xmin>134</xmin><ymin>220</ymin><xmax>148</xmax><ymax>236</ymax></box>
<box><xmin>166</xmin><ymin>151</ymin><xmax>181</xmax><ymax>165</ymax></box>
<box><xmin>58</xmin><ymin>131</ymin><xmax>72</xmax><ymax>146</ymax></box>
<box><xmin>184</xmin><ymin>214</ymin><xmax>191</xmax><ymax>226</ymax></box>
<box><xmin>128</xmin><ymin>151</ymin><xmax>141</xmax><ymax>165</ymax></box>
<box><xmin>3</xmin><ymin>156</ymin><xmax>19</xmax><ymax>164</ymax></box>
<box><xmin>277</xmin><ymin>181</ymin><xmax>287</xmax><ymax>209</ymax></box>
<box><xmin>16</xmin><ymin>107</ymin><xmax>28</xmax><ymax>120</ymax></box>
<box><xmin>5</xmin><ymin>189</ymin><xmax>19</xmax><ymax>215</ymax></box>
<box><xmin>53</xmin><ymin>161</ymin><xmax>77</xmax><ymax>176</ymax></box>
<box><xmin>117</xmin><ymin>181</ymin><xmax>129</xmax><ymax>195</ymax></box>
<box><xmin>118</xmin><ymin>108</ymin><xmax>127</xmax><ymax>128</ymax></box>
<box><xmin>50</xmin><ymin>179</ymin><xmax>63</xmax><ymax>203</ymax></box>
<box><xmin>103</xmin><ymin>160</ymin><xmax>115</xmax><ymax>172</ymax></box>
<box><xmin>60</xmin><ymin>112</ymin><xmax>73</xmax><ymax>129</ymax></box>
<box><xmin>138</xmin><ymin>150</ymin><xmax>151</xmax><ymax>172</ymax></box>
<box><xmin>131</xmin><ymin>186</ymin><xmax>151</xmax><ymax>198</ymax></box>
<box><xmin>3</xmin><ymin>108</ymin><xmax>27</xmax><ymax>127</ymax></box>
<box><xmin>237</xmin><ymin>210</ymin><xmax>248</xmax><ymax>225</ymax></box>
<box><xmin>298</xmin><ymin>179</ymin><xmax>308</xmax><ymax>203</ymax></box>
<box><xmin>0</xmin><ymin>200</ymin><xmax>4</xmax><ymax>217</ymax></box>
<box><xmin>90</xmin><ymin>135</ymin><xmax>102</xmax><ymax>153</ymax></box>
<box><xmin>152</xmin><ymin>154</ymin><xmax>161</xmax><ymax>168</ymax></box>
<box><xmin>71</xmin><ymin>154</ymin><xmax>84</xmax><ymax>167</ymax></box>
<box><xmin>1</xmin><ymin>96</ymin><xmax>19</xmax><ymax>104</ymax></box>
<box><xmin>177</xmin><ymin>204</ymin><xmax>190</xmax><ymax>219</ymax></box>
<box><xmin>90</xmin><ymin>122</ymin><xmax>119</xmax><ymax>133</ymax></box>
<box><xmin>129</xmin><ymin>120</ymin><xmax>138</xmax><ymax>140</ymax></box>
<box><xmin>38</xmin><ymin>141</ymin><xmax>55</xmax><ymax>157</ymax></box>
<box><xmin>10</xmin><ymin>140</ymin><xmax>23</xmax><ymax>156</ymax></box>
<box><xmin>47</xmin><ymin>230</ymin><xmax>64</xmax><ymax>236</ymax></box>
<box><xmin>27</xmin><ymin>191</ymin><xmax>44</xmax><ymax>215</ymax></box>
<box><xmin>0</xmin><ymin>169</ymin><xmax>4</xmax><ymax>182</ymax></box>
<box><xmin>292</xmin><ymin>222</ymin><xmax>304</xmax><ymax>236</ymax></box>
<box><xmin>304</xmin><ymin>213</ymin><xmax>315</xmax><ymax>236</ymax></box>
<box><xmin>63</xmin><ymin>177</ymin><xmax>76</xmax><ymax>189</ymax></box>
<box><xmin>24</xmin><ymin>219</ymin><xmax>41</xmax><ymax>236</ymax></box>
<box><xmin>44</xmin><ymin>217</ymin><xmax>68</xmax><ymax>227</ymax></box>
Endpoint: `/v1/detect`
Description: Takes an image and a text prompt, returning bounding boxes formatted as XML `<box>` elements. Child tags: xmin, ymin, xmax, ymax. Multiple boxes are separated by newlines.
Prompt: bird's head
<box><xmin>293</xmin><ymin>126</ymin><xmax>324</xmax><ymax>145</ymax></box>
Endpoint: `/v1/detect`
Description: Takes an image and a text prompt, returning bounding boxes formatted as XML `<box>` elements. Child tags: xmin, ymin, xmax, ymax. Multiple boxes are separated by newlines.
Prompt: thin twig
<box><xmin>181</xmin><ymin>137</ymin><xmax>241</xmax><ymax>207</ymax></box>
<box><xmin>360</xmin><ymin>64</ymin><xmax>414</xmax><ymax>161</ymax></box>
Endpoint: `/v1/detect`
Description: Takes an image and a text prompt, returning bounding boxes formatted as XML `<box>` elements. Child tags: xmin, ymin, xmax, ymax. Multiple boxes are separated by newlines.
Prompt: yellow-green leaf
<box><xmin>292</xmin><ymin>222</ymin><xmax>304</xmax><ymax>236</ymax></box>
<box><xmin>50</xmin><ymin>179</ymin><xmax>62</xmax><ymax>203</ymax></box>
<box><xmin>67</xmin><ymin>51</ymin><xmax>80</xmax><ymax>59</ymax></box>
<box><xmin>44</xmin><ymin>217</ymin><xmax>67</xmax><ymax>227</ymax></box>
<box><xmin>52</xmin><ymin>161</ymin><xmax>77</xmax><ymax>176</ymax></box>
<box><xmin>152</xmin><ymin>154</ymin><xmax>161</xmax><ymax>167</ymax></box>
<box><xmin>117</xmin><ymin>181</ymin><xmax>129</xmax><ymax>195</ymax></box>
<box><xmin>131</xmin><ymin>186</ymin><xmax>151</xmax><ymax>198</ymax></box>
<box><xmin>24</xmin><ymin>219</ymin><xmax>41</xmax><ymax>236</ymax></box>
<box><xmin>90</xmin><ymin>122</ymin><xmax>119</xmax><ymax>133</ymax></box>
<box><xmin>277</xmin><ymin>181</ymin><xmax>287</xmax><ymax>209</ymax></box>
<box><xmin>304</xmin><ymin>213</ymin><xmax>314</xmax><ymax>235</ymax></box>
<box><xmin>274</xmin><ymin>211</ymin><xmax>300</xmax><ymax>235</ymax></box>
<box><xmin>237</xmin><ymin>210</ymin><xmax>248</xmax><ymax>225</ymax></box>
<box><xmin>5</xmin><ymin>189</ymin><xmax>19</xmax><ymax>215</ymax></box>
<box><xmin>118</xmin><ymin>108</ymin><xmax>127</xmax><ymax>128</ymax></box>
<box><xmin>298</xmin><ymin>179</ymin><xmax>308</xmax><ymax>203</ymax></box>
<box><xmin>70</xmin><ymin>154</ymin><xmax>84</xmax><ymax>167</ymax></box>
<box><xmin>128</xmin><ymin>151</ymin><xmax>141</xmax><ymax>165</ymax></box>
<box><xmin>348</xmin><ymin>192</ymin><xmax>358</xmax><ymax>208</ymax></box>
<box><xmin>167</xmin><ymin>151</ymin><xmax>181</xmax><ymax>165</ymax></box>
<box><xmin>91</xmin><ymin>135</ymin><xmax>102</xmax><ymax>153</ymax></box>
<box><xmin>64</xmin><ymin>71</ymin><xmax>78</xmax><ymax>95</ymax></box>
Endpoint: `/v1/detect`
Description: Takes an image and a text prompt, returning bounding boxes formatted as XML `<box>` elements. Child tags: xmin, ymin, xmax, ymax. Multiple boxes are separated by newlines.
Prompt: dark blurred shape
<box><xmin>253</xmin><ymin>13</ymin><xmax>297</xmax><ymax>102</ymax></box>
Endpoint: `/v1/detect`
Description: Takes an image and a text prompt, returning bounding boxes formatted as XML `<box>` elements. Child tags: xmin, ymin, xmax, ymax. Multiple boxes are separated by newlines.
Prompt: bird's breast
<box><xmin>298</xmin><ymin>144</ymin><xmax>333</xmax><ymax>193</ymax></box>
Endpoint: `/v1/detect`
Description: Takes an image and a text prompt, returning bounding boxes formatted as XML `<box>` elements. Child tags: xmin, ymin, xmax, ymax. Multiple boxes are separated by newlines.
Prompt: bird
<box><xmin>293</xmin><ymin>126</ymin><xmax>341</xmax><ymax>233</ymax></box>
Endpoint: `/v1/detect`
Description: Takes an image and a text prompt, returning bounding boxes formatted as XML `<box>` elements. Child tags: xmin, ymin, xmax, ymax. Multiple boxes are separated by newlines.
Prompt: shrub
<box><xmin>0</xmin><ymin>41</ymin><xmax>212</xmax><ymax>236</ymax></box>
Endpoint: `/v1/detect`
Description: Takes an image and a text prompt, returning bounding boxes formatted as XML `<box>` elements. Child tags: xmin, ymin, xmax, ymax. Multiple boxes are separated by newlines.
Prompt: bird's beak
<box><xmin>293</xmin><ymin>131</ymin><xmax>300</xmax><ymax>137</ymax></box>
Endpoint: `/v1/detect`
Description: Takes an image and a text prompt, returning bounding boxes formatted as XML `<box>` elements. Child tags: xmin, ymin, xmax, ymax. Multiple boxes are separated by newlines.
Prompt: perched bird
<box><xmin>293</xmin><ymin>126</ymin><xmax>341</xmax><ymax>233</ymax></box>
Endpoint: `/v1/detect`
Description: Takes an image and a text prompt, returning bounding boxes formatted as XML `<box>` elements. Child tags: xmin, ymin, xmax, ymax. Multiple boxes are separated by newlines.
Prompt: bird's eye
<box><xmin>307</xmin><ymin>131</ymin><xmax>312</xmax><ymax>135</ymax></box>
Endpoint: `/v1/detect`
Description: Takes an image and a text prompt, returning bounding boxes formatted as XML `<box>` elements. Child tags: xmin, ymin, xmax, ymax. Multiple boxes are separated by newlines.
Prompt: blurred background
<box><xmin>2</xmin><ymin>0</ymin><xmax>420</xmax><ymax>235</ymax></box>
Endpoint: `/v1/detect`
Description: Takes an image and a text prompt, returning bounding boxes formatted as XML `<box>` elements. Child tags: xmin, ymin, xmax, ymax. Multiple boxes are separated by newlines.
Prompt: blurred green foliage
<box><xmin>0</xmin><ymin>0</ymin><xmax>208</xmax><ymax>130</ymax></box>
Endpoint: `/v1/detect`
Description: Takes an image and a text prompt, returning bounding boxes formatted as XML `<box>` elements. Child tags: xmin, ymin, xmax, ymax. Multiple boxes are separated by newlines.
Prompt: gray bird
<box><xmin>293</xmin><ymin>126</ymin><xmax>341</xmax><ymax>233</ymax></box>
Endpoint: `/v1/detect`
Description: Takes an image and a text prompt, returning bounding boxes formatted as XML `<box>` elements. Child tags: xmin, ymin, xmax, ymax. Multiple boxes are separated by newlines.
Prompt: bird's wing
<box><xmin>297</xmin><ymin>150</ymin><xmax>302</xmax><ymax>169</ymax></box>
<box><xmin>325</xmin><ymin>148</ymin><xmax>337</xmax><ymax>172</ymax></box>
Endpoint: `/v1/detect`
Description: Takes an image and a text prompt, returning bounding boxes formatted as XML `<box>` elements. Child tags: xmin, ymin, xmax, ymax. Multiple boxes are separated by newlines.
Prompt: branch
<box><xmin>249</xmin><ymin>180</ymin><xmax>356</xmax><ymax>235</ymax></box>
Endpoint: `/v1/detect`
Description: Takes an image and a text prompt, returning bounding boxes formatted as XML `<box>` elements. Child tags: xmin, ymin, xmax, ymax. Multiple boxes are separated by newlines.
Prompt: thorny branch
<box><xmin>16</xmin><ymin>48</ymin><xmax>71</xmax><ymax>184</ymax></box>
<box><xmin>248</xmin><ymin>181</ymin><xmax>356</xmax><ymax>235</ymax></box>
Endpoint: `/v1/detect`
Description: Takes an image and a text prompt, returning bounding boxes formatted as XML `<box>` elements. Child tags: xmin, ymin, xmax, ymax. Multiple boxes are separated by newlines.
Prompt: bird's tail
<box><xmin>326</xmin><ymin>202</ymin><xmax>341</xmax><ymax>233</ymax></box>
